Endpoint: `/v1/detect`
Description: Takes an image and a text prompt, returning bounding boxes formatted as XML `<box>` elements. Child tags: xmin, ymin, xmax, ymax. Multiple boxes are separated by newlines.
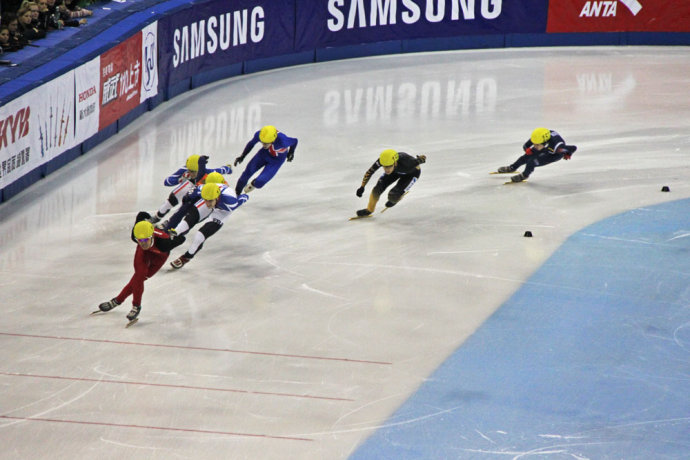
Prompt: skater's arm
<box><xmin>163</xmin><ymin>168</ymin><xmax>188</xmax><ymax>186</ymax></box>
<box><xmin>360</xmin><ymin>161</ymin><xmax>381</xmax><ymax>188</ymax></box>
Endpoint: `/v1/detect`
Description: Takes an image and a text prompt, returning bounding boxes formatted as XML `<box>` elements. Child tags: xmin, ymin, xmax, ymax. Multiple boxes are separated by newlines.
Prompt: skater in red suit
<box><xmin>96</xmin><ymin>212</ymin><xmax>185</xmax><ymax>323</ymax></box>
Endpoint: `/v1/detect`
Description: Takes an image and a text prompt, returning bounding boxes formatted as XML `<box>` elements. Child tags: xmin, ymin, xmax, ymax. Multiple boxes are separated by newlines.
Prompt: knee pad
<box><xmin>182</xmin><ymin>208</ymin><xmax>200</xmax><ymax>231</ymax></box>
<box><xmin>387</xmin><ymin>191</ymin><xmax>402</xmax><ymax>203</ymax></box>
<box><xmin>168</xmin><ymin>192</ymin><xmax>179</xmax><ymax>207</ymax></box>
<box><xmin>199</xmin><ymin>220</ymin><xmax>222</xmax><ymax>239</ymax></box>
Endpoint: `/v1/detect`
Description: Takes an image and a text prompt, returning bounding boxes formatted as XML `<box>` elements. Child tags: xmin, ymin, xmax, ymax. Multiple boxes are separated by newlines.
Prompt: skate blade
<box><xmin>349</xmin><ymin>215</ymin><xmax>373</xmax><ymax>221</ymax></box>
<box><xmin>490</xmin><ymin>171</ymin><xmax>515</xmax><ymax>175</ymax></box>
<box><xmin>125</xmin><ymin>318</ymin><xmax>139</xmax><ymax>328</ymax></box>
<box><xmin>504</xmin><ymin>180</ymin><xmax>528</xmax><ymax>185</ymax></box>
<box><xmin>90</xmin><ymin>310</ymin><xmax>105</xmax><ymax>316</ymax></box>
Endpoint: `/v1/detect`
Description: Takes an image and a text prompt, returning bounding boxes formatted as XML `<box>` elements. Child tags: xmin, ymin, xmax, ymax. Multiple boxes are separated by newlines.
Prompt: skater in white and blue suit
<box><xmin>169</xmin><ymin>182</ymin><xmax>249</xmax><ymax>270</ymax></box>
<box><xmin>233</xmin><ymin>125</ymin><xmax>298</xmax><ymax>195</ymax></box>
<box><xmin>497</xmin><ymin>128</ymin><xmax>578</xmax><ymax>183</ymax></box>
<box><xmin>150</xmin><ymin>154</ymin><xmax>232</xmax><ymax>223</ymax></box>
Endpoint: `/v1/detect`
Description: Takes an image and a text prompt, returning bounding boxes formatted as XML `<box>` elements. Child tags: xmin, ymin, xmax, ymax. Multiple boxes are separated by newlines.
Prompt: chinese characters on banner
<box><xmin>99</xmin><ymin>32</ymin><xmax>144</xmax><ymax>130</ymax></box>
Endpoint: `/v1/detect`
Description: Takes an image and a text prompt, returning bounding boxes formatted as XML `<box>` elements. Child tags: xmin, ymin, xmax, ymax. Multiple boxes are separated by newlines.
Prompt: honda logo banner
<box><xmin>547</xmin><ymin>0</ymin><xmax>690</xmax><ymax>33</ymax></box>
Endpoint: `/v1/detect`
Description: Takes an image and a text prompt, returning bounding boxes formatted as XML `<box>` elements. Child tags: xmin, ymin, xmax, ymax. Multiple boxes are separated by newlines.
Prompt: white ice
<box><xmin>1</xmin><ymin>46</ymin><xmax>689</xmax><ymax>459</ymax></box>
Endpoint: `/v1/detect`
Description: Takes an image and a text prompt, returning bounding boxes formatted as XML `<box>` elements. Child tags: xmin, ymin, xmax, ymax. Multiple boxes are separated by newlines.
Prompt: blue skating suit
<box><xmin>234</xmin><ymin>130</ymin><xmax>298</xmax><ymax>195</ymax></box>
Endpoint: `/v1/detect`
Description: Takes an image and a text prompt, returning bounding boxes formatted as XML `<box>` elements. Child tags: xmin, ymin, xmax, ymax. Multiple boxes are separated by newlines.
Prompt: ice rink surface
<box><xmin>1</xmin><ymin>46</ymin><xmax>689</xmax><ymax>459</ymax></box>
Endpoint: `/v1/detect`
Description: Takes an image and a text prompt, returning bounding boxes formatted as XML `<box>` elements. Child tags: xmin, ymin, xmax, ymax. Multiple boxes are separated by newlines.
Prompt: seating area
<box><xmin>0</xmin><ymin>0</ymin><xmax>169</xmax><ymax>101</ymax></box>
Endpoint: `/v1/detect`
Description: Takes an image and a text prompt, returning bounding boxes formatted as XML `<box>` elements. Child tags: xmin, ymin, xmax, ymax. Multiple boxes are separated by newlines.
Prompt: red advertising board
<box><xmin>547</xmin><ymin>0</ymin><xmax>690</xmax><ymax>33</ymax></box>
<box><xmin>99</xmin><ymin>33</ymin><xmax>143</xmax><ymax>130</ymax></box>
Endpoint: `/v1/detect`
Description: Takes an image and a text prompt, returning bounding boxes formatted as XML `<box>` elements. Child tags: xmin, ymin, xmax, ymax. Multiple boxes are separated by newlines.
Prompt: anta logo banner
<box><xmin>547</xmin><ymin>0</ymin><xmax>690</xmax><ymax>32</ymax></box>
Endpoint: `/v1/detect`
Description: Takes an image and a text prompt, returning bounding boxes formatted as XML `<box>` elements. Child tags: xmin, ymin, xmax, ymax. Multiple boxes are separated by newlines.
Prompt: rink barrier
<box><xmin>1</xmin><ymin>0</ymin><xmax>689</xmax><ymax>203</ymax></box>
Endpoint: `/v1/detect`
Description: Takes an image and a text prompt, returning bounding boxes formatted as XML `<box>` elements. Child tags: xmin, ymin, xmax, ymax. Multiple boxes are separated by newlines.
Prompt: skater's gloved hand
<box><xmin>563</xmin><ymin>153</ymin><xmax>572</xmax><ymax>160</ymax></box>
<box><xmin>287</xmin><ymin>151</ymin><xmax>294</xmax><ymax>162</ymax></box>
<box><xmin>198</xmin><ymin>155</ymin><xmax>209</xmax><ymax>167</ymax></box>
<box><xmin>524</xmin><ymin>147</ymin><xmax>534</xmax><ymax>155</ymax></box>
<box><xmin>234</xmin><ymin>156</ymin><xmax>244</xmax><ymax>166</ymax></box>
<box><xmin>416</xmin><ymin>155</ymin><xmax>426</xmax><ymax>164</ymax></box>
<box><xmin>356</xmin><ymin>187</ymin><xmax>365</xmax><ymax>197</ymax></box>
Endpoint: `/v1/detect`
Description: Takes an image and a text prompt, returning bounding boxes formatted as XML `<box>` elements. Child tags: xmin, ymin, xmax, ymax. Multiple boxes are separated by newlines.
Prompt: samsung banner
<box><xmin>158</xmin><ymin>0</ymin><xmax>295</xmax><ymax>87</ymax></box>
<box><xmin>295</xmin><ymin>0</ymin><xmax>549</xmax><ymax>50</ymax></box>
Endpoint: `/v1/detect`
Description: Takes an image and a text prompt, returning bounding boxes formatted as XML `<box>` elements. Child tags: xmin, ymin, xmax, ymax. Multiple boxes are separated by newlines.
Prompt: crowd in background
<box><xmin>0</xmin><ymin>0</ymin><xmax>95</xmax><ymax>56</ymax></box>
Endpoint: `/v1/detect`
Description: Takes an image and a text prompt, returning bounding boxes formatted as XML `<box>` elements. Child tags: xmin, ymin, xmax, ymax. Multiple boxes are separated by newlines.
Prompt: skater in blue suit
<box><xmin>233</xmin><ymin>125</ymin><xmax>298</xmax><ymax>195</ymax></box>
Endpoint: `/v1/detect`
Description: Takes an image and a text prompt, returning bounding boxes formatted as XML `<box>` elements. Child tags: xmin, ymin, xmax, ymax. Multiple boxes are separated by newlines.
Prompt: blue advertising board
<box><xmin>158</xmin><ymin>0</ymin><xmax>296</xmax><ymax>86</ymax></box>
<box><xmin>295</xmin><ymin>0</ymin><xmax>549</xmax><ymax>50</ymax></box>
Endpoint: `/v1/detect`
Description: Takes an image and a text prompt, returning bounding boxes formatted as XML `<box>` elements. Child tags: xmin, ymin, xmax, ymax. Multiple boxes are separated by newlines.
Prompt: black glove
<box><xmin>416</xmin><ymin>155</ymin><xmax>426</xmax><ymax>164</ymax></box>
<box><xmin>182</xmin><ymin>192</ymin><xmax>194</xmax><ymax>204</ymax></box>
<box><xmin>385</xmin><ymin>201</ymin><xmax>395</xmax><ymax>208</ymax></box>
<box><xmin>356</xmin><ymin>187</ymin><xmax>365</xmax><ymax>197</ymax></box>
<box><xmin>234</xmin><ymin>155</ymin><xmax>244</xmax><ymax>166</ymax></box>
<box><xmin>287</xmin><ymin>151</ymin><xmax>294</xmax><ymax>162</ymax></box>
<box><xmin>198</xmin><ymin>155</ymin><xmax>209</xmax><ymax>167</ymax></box>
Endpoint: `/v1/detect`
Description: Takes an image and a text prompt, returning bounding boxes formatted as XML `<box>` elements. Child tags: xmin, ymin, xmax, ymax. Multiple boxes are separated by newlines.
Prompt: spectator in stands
<box><xmin>52</xmin><ymin>0</ymin><xmax>85</xmax><ymax>27</ymax></box>
<box><xmin>3</xmin><ymin>14</ymin><xmax>26</xmax><ymax>49</ymax></box>
<box><xmin>16</xmin><ymin>5</ymin><xmax>45</xmax><ymax>41</ymax></box>
<box><xmin>0</xmin><ymin>25</ymin><xmax>12</xmax><ymax>53</ymax></box>
<box><xmin>37</xmin><ymin>0</ymin><xmax>59</xmax><ymax>30</ymax></box>
<box><xmin>62</xmin><ymin>0</ymin><xmax>91</xmax><ymax>18</ymax></box>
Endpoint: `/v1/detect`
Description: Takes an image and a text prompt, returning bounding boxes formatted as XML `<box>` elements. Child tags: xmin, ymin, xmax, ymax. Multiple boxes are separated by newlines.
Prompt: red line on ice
<box><xmin>0</xmin><ymin>371</ymin><xmax>353</xmax><ymax>402</ymax></box>
<box><xmin>0</xmin><ymin>415</ymin><xmax>312</xmax><ymax>441</ymax></box>
<box><xmin>0</xmin><ymin>331</ymin><xmax>392</xmax><ymax>365</ymax></box>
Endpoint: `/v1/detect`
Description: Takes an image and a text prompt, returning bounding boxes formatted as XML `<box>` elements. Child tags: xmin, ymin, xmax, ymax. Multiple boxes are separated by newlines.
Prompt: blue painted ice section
<box><xmin>352</xmin><ymin>199</ymin><xmax>690</xmax><ymax>459</ymax></box>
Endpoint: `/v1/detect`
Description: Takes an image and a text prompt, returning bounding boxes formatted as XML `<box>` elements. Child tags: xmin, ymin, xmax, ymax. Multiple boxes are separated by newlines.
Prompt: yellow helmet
<box><xmin>530</xmin><ymin>128</ymin><xmax>551</xmax><ymax>145</ymax></box>
<box><xmin>379</xmin><ymin>149</ymin><xmax>399</xmax><ymax>167</ymax></box>
<box><xmin>201</xmin><ymin>183</ymin><xmax>221</xmax><ymax>201</ymax></box>
<box><xmin>205</xmin><ymin>172</ymin><xmax>224</xmax><ymax>184</ymax></box>
<box><xmin>185</xmin><ymin>154</ymin><xmax>200</xmax><ymax>172</ymax></box>
<box><xmin>259</xmin><ymin>125</ymin><xmax>278</xmax><ymax>144</ymax></box>
<box><xmin>133</xmin><ymin>221</ymin><xmax>154</xmax><ymax>240</ymax></box>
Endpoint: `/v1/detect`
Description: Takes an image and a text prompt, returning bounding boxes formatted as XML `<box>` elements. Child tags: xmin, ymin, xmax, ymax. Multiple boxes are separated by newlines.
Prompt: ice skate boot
<box><xmin>126</xmin><ymin>305</ymin><xmax>141</xmax><ymax>321</ymax></box>
<box><xmin>356</xmin><ymin>209</ymin><xmax>372</xmax><ymax>217</ymax></box>
<box><xmin>510</xmin><ymin>172</ymin><xmax>527</xmax><ymax>183</ymax></box>
<box><xmin>125</xmin><ymin>305</ymin><xmax>141</xmax><ymax>327</ymax></box>
<box><xmin>243</xmin><ymin>181</ymin><xmax>256</xmax><ymax>193</ymax></box>
<box><xmin>170</xmin><ymin>255</ymin><xmax>190</xmax><ymax>269</ymax></box>
<box><xmin>497</xmin><ymin>165</ymin><xmax>515</xmax><ymax>173</ymax></box>
<box><xmin>98</xmin><ymin>298</ymin><xmax>121</xmax><ymax>312</ymax></box>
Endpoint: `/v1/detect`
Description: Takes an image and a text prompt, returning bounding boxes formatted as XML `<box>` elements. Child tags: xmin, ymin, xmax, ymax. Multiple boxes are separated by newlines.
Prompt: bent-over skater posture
<box><xmin>96</xmin><ymin>212</ymin><xmax>185</xmax><ymax>324</ymax></box>
<box><xmin>233</xmin><ymin>125</ymin><xmax>298</xmax><ymax>195</ymax></box>
<box><xmin>170</xmin><ymin>182</ymin><xmax>249</xmax><ymax>269</ymax></box>
<box><xmin>355</xmin><ymin>149</ymin><xmax>426</xmax><ymax>217</ymax></box>
<box><xmin>496</xmin><ymin>128</ymin><xmax>577</xmax><ymax>183</ymax></box>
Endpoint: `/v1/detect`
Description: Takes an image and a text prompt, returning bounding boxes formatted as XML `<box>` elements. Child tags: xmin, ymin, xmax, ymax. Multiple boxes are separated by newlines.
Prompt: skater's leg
<box><xmin>510</xmin><ymin>154</ymin><xmax>530</xmax><ymax>171</ymax></box>
<box><xmin>116</xmin><ymin>247</ymin><xmax>147</xmax><ymax>303</ymax></box>
<box><xmin>386</xmin><ymin>176</ymin><xmax>417</xmax><ymax>207</ymax></box>
<box><xmin>522</xmin><ymin>152</ymin><xmax>562</xmax><ymax>178</ymax></box>
<box><xmin>171</xmin><ymin>211</ymin><xmax>227</xmax><ymax>268</ymax></box>
<box><xmin>173</xmin><ymin>205</ymin><xmax>201</xmax><ymax>235</ymax></box>
<box><xmin>235</xmin><ymin>154</ymin><xmax>267</xmax><ymax>195</ymax></box>
<box><xmin>251</xmin><ymin>156</ymin><xmax>287</xmax><ymax>189</ymax></box>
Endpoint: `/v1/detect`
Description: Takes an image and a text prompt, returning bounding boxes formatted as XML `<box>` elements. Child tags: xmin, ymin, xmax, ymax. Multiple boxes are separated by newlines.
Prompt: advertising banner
<box><xmin>157</xmin><ymin>0</ymin><xmax>295</xmax><ymax>87</ymax></box>
<box><xmin>74</xmin><ymin>57</ymin><xmax>101</xmax><ymax>145</ymax></box>
<box><xmin>547</xmin><ymin>0</ymin><xmax>690</xmax><ymax>33</ymax></box>
<box><xmin>140</xmin><ymin>21</ymin><xmax>159</xmax><ymax>104</ymax></box>
<box><xmin>0</xmin><ymin>72</ymin><xmax>76</xmax><ymax>189</ymax></box>
<box><xmin>99</xmin><ymin>32</ymin><xmax>144</xmax><ymax>130</ymax></box>
<box><xmin>295</xmin><ymin>0</ymin><xmax>548</xmax><ymax>50</ymax></box>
